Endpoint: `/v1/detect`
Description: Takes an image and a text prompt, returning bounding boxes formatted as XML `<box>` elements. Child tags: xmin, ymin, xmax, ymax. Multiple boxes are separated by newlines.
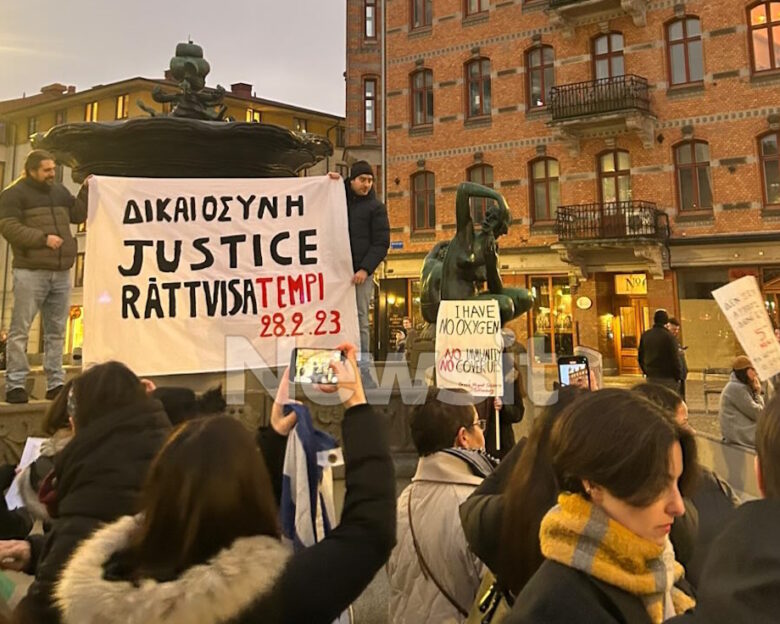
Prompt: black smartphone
<box><xmin>557</xmin><ymin>355</ymin><xmax>591</xmax><ymax>390</ymax></box>
<box><xmin>290</xmin><ymin>348</ymin><xmax>345</xmax><ymax>385</ymax></box>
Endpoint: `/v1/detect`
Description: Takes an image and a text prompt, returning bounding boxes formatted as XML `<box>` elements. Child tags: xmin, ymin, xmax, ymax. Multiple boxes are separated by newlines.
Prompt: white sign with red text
<box><xmin>435</xmin><ymin>300</ymin><xmax>504</xmax><ymax>397</ymax></box>
<box><xmin>83</xmin><ymin>175</ymin><xmax>359</xmax><ymax>375</ymax></box>
<box><xmin>712</xmin><ymin>276</ymin><xmax>780</xmax><ymax>380</ymax></box>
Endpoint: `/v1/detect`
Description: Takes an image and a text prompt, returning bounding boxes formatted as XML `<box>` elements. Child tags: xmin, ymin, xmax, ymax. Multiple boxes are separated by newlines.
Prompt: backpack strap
<box><xmin>407</xmin><ymin>487</ymin><xmax>469</xmax><ymax>617</ymax></box>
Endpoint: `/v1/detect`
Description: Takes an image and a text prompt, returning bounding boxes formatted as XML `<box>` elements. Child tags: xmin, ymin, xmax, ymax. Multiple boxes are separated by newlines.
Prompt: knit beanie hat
<box><xmin>732</xmin><ymin>355</ymin><xmax>753</xmax><ymax>371</ymax></box>
<box><xmin>349</xmin><ymin>160</ymin><xmax>374</xmax><ymax>180</ymax></box>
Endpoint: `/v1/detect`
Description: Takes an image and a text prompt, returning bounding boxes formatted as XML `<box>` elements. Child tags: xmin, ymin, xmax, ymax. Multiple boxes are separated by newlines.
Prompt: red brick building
<box><xmin>346</xmin><ymin>0</ymin><xmax>780</xmax><ymax>374</ymax></box>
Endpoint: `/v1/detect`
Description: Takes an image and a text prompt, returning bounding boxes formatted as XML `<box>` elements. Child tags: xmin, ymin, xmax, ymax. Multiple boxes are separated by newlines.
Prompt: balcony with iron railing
<box><xmin>549</xmin><ymin>74</ymin><xmax>650</xmax><ymax>122</ymax></box>
<box><xmin>555</xmin><ymin>201</ymin><xmax>669</xmax><ymax>242</ymax></box>
<box><xmin>548</xmin><ymin>0</ymin><xmax>648</xmax><ymax>27</ymax></box>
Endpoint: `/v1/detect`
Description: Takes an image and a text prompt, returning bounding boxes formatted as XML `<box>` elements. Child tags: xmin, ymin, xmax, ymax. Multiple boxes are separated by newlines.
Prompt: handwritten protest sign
<box><xmin>712</xmin><ymin>276</ymin><xmax>780</xmax><ymax>380</ymax></box>
<box><xmin>435</xmin><ymin>300</ymin><xmax>504</xmax><ymax>397</ymax></box>
<box><xmin>83</xmin><ymin>176</ymin><xmax>359</xmax><ymax>375</ymax></box>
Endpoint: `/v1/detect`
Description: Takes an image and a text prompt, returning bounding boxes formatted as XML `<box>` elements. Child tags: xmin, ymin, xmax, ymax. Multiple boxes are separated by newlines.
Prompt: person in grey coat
<box><xmin>719</xmin><ymin>355</ymin><xmax>765</xmax><ymax>449</ymax></box>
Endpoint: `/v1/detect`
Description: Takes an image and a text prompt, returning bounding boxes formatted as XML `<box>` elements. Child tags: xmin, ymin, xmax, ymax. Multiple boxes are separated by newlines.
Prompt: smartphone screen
<box><xmin>558</xmin><ymin>357</ymin><xmax>591</xmax><ymax>389</ymax></box>
<box><xmin>291</xmin><ymin>348</ymin><xmax>344</xmax><ymax>384</ymax></box>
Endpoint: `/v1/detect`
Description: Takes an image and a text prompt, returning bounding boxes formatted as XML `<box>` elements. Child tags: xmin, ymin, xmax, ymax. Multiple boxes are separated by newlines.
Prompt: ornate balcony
<box><xmin>547</xmin><ymin>75</ymin><xmax>656</xmax><ymax>153</ymax></box>
<box><xmin>552</xmin><ymin>201</ymin><xmax>670</xmax><ymax>278</ymax></box>
<box><xmin>547</xmin><ymin>0</ymin><xmax>648</xmax><ymax>35</ymax></box>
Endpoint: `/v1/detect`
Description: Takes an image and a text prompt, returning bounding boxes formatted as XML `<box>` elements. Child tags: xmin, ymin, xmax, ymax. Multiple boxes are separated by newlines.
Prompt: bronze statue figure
<box><xmin>138</xmin><ymin>41</ymin><xmax>227</xmax><ymax>121</ymax></box>
<box><xmin>421</xmin><ymin>182</ymin><xmax>533</xmax><ymax>325</ymax></box>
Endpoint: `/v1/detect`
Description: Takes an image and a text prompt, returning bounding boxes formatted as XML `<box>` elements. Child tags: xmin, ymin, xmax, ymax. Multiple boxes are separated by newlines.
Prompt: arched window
<box><xmin>467</xmin><ymin>164</ymin><xmax>496</xmax><ymax>223</ymax></box>
<box><xmin>465</xmin><ymin>58</ymin><xmax>492</xmax><ymax>118</ymax></box>
<box><xmin>411</xmin><ymin>171</ymin><xmax>436</xmax><ymax>231</ymax></box>
<box><xmin>529</xmin><ymin>157</ymin><xmax>560</xmax><ymax>222</ymax></box>
<box><xmin>666</xmin><ymin>17</ymin><xmax>703</xmax><ymax>85</ymax></box>
<box><xmin>593</xmin><ymin>33</ymin><xmax>625</xmax><ymax>80</ymax></box>
<box><xmin>598</xmin><ymin>150</ymin><xmax>631</xmax><ymax>204</ymax></box>
<box><xmin>410</xmin><ymin>69</ymin><xmax>434</xmax><ymax>126</ymax></box>
<box><xmin>748</xmin><ymin>1</ymin><xmax>780</xmax><ymax>72</ymax></box>
<box><xmin>759</xmin><ymin>132</ymin><xmax>780</xmax><ymax>206</ymax></box>
<box><xmin>411</xmin><ymin>0</ymin><xmax>433</xmax><ymax>29</ymax></box>
<box><xmin>526</xmin><ymin>45</ymin><xmax>555</xmax><ymax>108</ymax></box>
<box><xmin>674</xmin><ymin>140</ymin><xmax>713</xmax><ymax>211</ymax></box>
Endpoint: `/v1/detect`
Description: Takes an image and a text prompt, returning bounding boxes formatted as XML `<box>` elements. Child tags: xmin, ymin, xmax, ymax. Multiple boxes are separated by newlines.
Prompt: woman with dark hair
<box><xmin>505</xmin><ymin>389</ymin><xmax>697</xmax><ymax>624</ymax></box>
<box><xmin>459</xmin><ymin>385</ymin><xmax>586</xmax><ymax>600</ymax></box>
<box><xmin>388</xmin><ymin>386</ymin><xmax>493</xmax><ymax>623</ymax></box>
<box><xmin>54</xmin><ymin>343</ymin><xmax>396</xmax><ymax>624</ymax></box>
<box><xmin>632</xmin><ymin>382</ymin><xmax>739</xmax><ymax>589</ymax></box>
<box><xmin>0</xmin><ymin>361</ymin><xmax>171</xmax><ymax>624</ymax></box>
<box><xmin>719</xmin><ymin>355</ymin><xmax>765</xmax><ymax>448</ymax></box>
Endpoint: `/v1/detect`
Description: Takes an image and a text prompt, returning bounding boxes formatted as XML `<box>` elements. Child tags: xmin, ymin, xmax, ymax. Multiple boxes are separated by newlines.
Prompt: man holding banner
<box><xmin>0</xmin><ymin>150</ymin><xmax>88</xmax><ymax>404</ymax></box>
<box><xmin>341</xmin><ymin>162</ymin><xmax>389</xmax><ymax>379</ymax></box>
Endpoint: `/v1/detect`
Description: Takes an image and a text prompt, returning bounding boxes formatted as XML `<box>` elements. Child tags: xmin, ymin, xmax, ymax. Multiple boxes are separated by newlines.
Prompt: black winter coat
<box><xmin>56</xmin><ymin>403</ymin><xmax>396</xmax><ymax>624</ymax></box>
<box><xmin>15</xmin><ymin>398</ymin><xmax>171</xmax><ymax>624</ymax></box>
<box><xmin>506</xmin><ymin>560</ymin><xmax>653</xmax><ymax>624</ymax></box>
<box><xmin>344</xmin><ymin>182</ymin><xmax>390</xmax><ymax>275</ymax></box>
<box><xmin>0</xmin><ymin>177</ymin><xmax>87</xmax><ymax>271</ymax></box>
<box><xmin>666</xmin><ymin>498</ymin><xmax>780</xmax><ymax>624</ymax></box>
<box><xmin>638</xmin><ymin>324</ymin><xmax>682</xmax><ymax>381</ymax></box>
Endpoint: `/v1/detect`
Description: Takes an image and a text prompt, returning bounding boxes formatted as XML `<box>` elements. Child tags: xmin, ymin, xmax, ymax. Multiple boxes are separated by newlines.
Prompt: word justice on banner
<box><xmin>435</xmin><ymin>300</ymin><xmax>504</xmax><ymax>398</ymax></box>
<box><xmin>712</xmin><ymin>275</ymin><xmax>780</xmax><ymax>380</ymax></box>
<box><xmin>83</xmin><ymin>176</ymin><xmax>359</xmax><ymax>375</ymax></box>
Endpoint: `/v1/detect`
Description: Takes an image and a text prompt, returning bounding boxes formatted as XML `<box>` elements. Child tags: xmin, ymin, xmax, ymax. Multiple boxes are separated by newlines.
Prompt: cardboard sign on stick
<box><xmin>712</xmin><ymin>276</ymin><xmax>780</xmax><ymax>380</ymax></box>
<box><xmin>435</xmin><ymin>300</ymin><xmax>504</xmax><ymax>398</ymax></box>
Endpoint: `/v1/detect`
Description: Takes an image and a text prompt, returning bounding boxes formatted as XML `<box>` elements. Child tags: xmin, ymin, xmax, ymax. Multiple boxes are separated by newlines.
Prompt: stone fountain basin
<box><xmin>33</xmin><ymin>117</ymin><xmax>333</xmax><ymax>181</ymax></box>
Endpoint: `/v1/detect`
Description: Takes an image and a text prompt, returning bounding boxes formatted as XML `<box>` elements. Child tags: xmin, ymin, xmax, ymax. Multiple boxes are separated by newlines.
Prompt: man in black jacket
<box><xmin>667</xmin><ymin>397</ymin><xmax>780</xmax><ymax>623</ymax></box>
<box><xmin>0</xmin><ymin>150</ymin><xmax>88</xmax><ymax>403</ymax></box>
<box><xmin>637</xmin><ymin>309</ymin><xmax>682</xmax><ymax>393</ymax></box>
<box><xmin>343</xmin><ymin>161</ymin><xmax>390</xmax><ymax>377</ymax></box>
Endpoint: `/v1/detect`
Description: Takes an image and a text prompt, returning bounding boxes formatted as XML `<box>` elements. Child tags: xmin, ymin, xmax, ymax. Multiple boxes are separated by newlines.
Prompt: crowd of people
<box><xmin>0</xmin><ymin>154</ymin><xmax>777</xmax><ymax>622</ymax></box>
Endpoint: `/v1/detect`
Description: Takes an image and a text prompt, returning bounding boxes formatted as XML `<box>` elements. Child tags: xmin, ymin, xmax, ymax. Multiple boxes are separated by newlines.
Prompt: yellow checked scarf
<box><xmin>540</xmin><ymin>493</ymin><xmax>696</xmax><ymax>624</ymax></box>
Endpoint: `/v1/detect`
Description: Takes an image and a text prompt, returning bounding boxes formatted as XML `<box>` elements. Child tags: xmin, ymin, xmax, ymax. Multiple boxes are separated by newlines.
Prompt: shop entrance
<box><xmin>612</xmin><ymin>273</ymin><xmax>649</xmax><ymax>375</ymax></box>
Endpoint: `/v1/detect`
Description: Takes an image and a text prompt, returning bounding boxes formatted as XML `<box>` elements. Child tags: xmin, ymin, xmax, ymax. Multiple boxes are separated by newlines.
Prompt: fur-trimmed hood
<box><xmin>56</xmin><ymin>515</ymin><xmax>292</xmax><ymax>624</ymax></box>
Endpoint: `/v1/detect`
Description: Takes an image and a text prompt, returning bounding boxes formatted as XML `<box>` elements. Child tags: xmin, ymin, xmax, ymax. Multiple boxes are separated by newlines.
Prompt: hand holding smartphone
<box><xmin>557</xmin><ymin>355</ymin><xmax>591</xmax><ymax>390</ymax></box>
<box><xmin>290</xmin><ymin>348</ymin><xmax>347</xmax><ymax>385</ymax></box>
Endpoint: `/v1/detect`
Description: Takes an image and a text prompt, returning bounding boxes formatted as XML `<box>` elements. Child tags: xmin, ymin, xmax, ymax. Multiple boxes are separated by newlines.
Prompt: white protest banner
<box><xmin>435</xmin><ymin>300</ymin><xmax>504</xmax><ymax>397</ymax></box>
<box><xmin>84</xmin><ymin>175</ymin><xmax>359</xmax><ymax>375</ymax></box>
<box><xmin>712</xmin><ymin>275</ymin><xmax>780</xmax><ymax>380</ymax></box>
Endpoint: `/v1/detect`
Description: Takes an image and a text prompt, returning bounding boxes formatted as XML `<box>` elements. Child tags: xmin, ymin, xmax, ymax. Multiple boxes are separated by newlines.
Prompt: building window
<box><xmin>365</xmin><ymin>0</ymin><xmax>377</xmax><ymax>38</ymax></box>
<box><xmin>598</xmin><ymin>149</ymin><xmax>631</xmax><ymax>203</ymax></box>
<box><xmin>295</xmin><ymin>117</ymin><xmax>308</xmax><ymax>133</ymax></box>
<box><xmin>74</xmin><ymin>253</ymin><xmax>85</xmax><ymax>288</ymax></box>
<box><xmin>337</xmin><ymin>163</ymin><xmax>349</xmax><ymax>178</ymax></box>
<box><xmin>465</xmin><ymin>58</ymin><xmax>492</xmax><ymax>118</ymax></box>
<box><xmin>466</xmin><ymin>0</ymin><xmax>489</xmax><ymax>16</ymax></box>
<box><xmin>530</xmin><ymin>157</ymin><xmax>560</xmax><ymax>222</ymax></box>
<box><xmin>54</xmin><ymin>109</ymin><xmax>67</xmax><ymax>126</ymax></box>
<box><xmin>760</xmin><ymin>132</ymin><xmax>780</xmax><ymax>206</ymax></box>
<box><xmin>411</xmin><ymin>171</ymin><xmax>435</xmax><ymax>231</ymax></box>
<box><xmin>674</xmin><ymin>140</ymin><xmax>713</xmax><ymax>211</ymax></box>
<box><xmin>115</xmin><ymin>94</ymin><xmax>129</xmax><ymax>119</ymax></box>
<box><xmin>411</xmin><ymin>69</ymin><xmax>434</xmax><ymax>126</ymax></box>
<box><xmin>593</xmin><ymin>32</ymin><xmax>625</xmax><ymax>80</ymax></box>
<box><xmin>667</xmin><ymin>17</ymin><xmax>704</xmax><ymax>85</ymax></box>
<box><xmin>27</xmin><ymin>117</ymin><xmax>38</xmax><ymax>137</ymax></box>
<box><xmin>246</xmin><ymin>108</ymin><xmax>262</xmax><ymax>123</ymax></box>
<box><xmin>526</xmin><ymin>45</ymin><xmax>555</xmax><ymax>108</ymax></box>
<box><xmin>85</xmin><ymin>101</ymin><xmax>99</xmax><ymax>122</ymax></box>
<box><xmin>411</xmin><ymin>0</ymin><xmax>432</xmax><ymax>29</ymax></box>
<box><xmin>529</xmin><ymin>275</ymin><xmax>573</xmax><ymax>362</ymax></box>
<box><xmin>335</xmin><ymin>126</ymin><xmax>346</xmax><ymax>147</ymax></box>
<box><xmin>364</xmin><ymin>78</ymin><xmax>377</xmax><ymax>134</ymax></box>
<box><xmin>749</xmin><ymin>1</ymin><xmax>780</xmax><ymax>72</ymax></box>
<box><xmin>467</xmin><ymin>164</ymin><xmax>496</xmax><ymax>223</ymax></box>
